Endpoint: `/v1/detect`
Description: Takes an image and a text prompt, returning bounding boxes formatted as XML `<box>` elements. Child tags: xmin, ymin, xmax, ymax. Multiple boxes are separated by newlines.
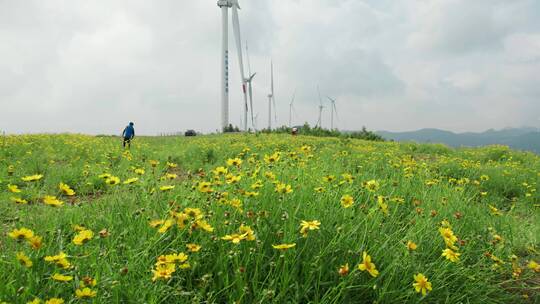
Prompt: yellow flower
<box><xmin>213</xmin><ymin>166</ymin><xmax>228</xmax><ymax>176</ymax></box>
<box><xmin>377</xmin><ymin>196</ymin><xmax>389</xmax><ymax>216</ymax></box>
<box><xmin>123</xmin><ymin>177</ymin><xmax>139</xmax><ymax>184</ymax></box>
<box><xmin>528</xmin><ymin>260</ymin><xmax>540</xmax><ymax>272</ymax></box>
<box><xmin>264</xmin><ymin>152</ymin><xmax>280</xmax><ymax>164</ymax></box>
<box><xmin>28</xmin><ymin>236</ymin><xmax>43</xmax><ymax>250</ymax></box>
<box><xmin>357</xmin><ymin>251</ymin><xmax>379</xmax><ymax>277</ymax></box>
<box><xmin>16</xmin><ymin>252</ymin><xmax>33</xmax><ymax>268</ymax></box>
<box><xmin>7</xmin><ymin>184</ymin><xmax>22</xmax><ymax>193</ymax></box>
<box><xmin>44</xmin><ymin>252</ymin><xmax>71</xmax><ymax>269</ymax></box>
<box><xmin>75</xmin><ymin>287</ymin><xmax>97</xmax><ymax>299</ymax></box>
<box><xmin>441</xmin><ymin>248</ymin><xmax>461</xmax><ymax>262</ymax></box>
<box><xmin>407</xmin><ymin>241</ymin><xmax>418</xmax><ymax>251</ymax></box>
<box><xmin>322</xmin><ymin>175</ymin><xmax>336</xmax><ymax>183</ymax></box>
<box><xmin>58</xmin><ymin>183</ymin><xmax>75</xmax><ymax>196</ymax></box>
<box><xmin>73</xmin><ymin>229</ymin><xmax>94</xmax><ymax>245</ymax></box>
<box><xmin>10</xmin><ymin>196</ymin><xmax>28</xmax><ymax>204</ymax></box>
<box><xmin>157</xmin><ymin>219</ymin><xmax>175</xmax><ymax>233</ymax></box>
<box><xmin>45</xmin><ymin>298</ymin><xmax>64</xmax><ymax>304</ymax></box>
<box><xmin>364</xmin><ymin>180</ymin><xmax>380</xmax><ymax>192</ymax></box>
<box><xmin>342</xmin><ymin>173</ymin><xmax>354</xmax><ymax>183</ymax></box>
<box><xmin>43</xmin><ymin>195</ymin><xmax>64</xmax><ymax>207</ymax></box>
<box><xmin>134</xmin><ymin>168</ymin><xmax>145</xmax><ymax>175</ymax></box>
<box><xmin>8</xmin><ymin>228</ymin><xmax>34</xmax><ymax>240</ymax></box>
<box><xmin>480</xmin><ymin>175</ymin><xmax>490</xmax><ymax>181</ymax></box>
<box><xmin>162</xmin><ymin>252</ymin><xmax>188</xmax><ymax>264</ymax></box>
<box><xmin>159</xmin><ymin>185</ymin><xmax>175</xmax><ymax>191</ymax></box>
<box><xmin>338</xmin><ymin>263</ymin><xmax>349</xmax><ymax>276</ymax></box>
<box><xmin>238</xmin><ymin>224</ymin><xmax>256</xmax><ymax>241</ymax></box>
<box><xmin>166</xmin><ymin>162</ymin><xmax>178</xmax><ymax>168</ymax></box>
<box><xmin>413</xmin><ymin>273</ymin><xmax>432</xmax><ymax>296</ymax></box>
<box><xmin>272</xmin><ymin>243</ymin><xmax>296</xmax><ymax>250</ymax></box>
<box><xmin>275</xmin><ymin>182</ymin><xmax>293</xmax><ymax>194</ymax></box>
<box><xmin>340</xmin><ymin>195</ymin><xmax>354</xmax><ymax>208</ymax></box>
<box><xmin>314</xmin><ymin>187</ymin><xmax>325</xmax><ymax>193</ymax></box>
<box><xmin>299</xmin><ymin>220</ymin><xmax>321</xmax><ymax>237</ymax></box>
<box><xmin>149</xmin><ymin>160</ymin><xmax>160</xmax><ymax>167</ymax></box>
<box><xmin>186</xmin><ymin>243</ymin><xmax>201</xmax><ymax>252</ymax></box>
<box><xmin>225</xmin><ymin>173</ymin><xmax>242</xmax><ymax>184</ymax></box>
<box><xmin>226</xmin><ymin>158</ymin><xmax>243</xmax><ymax>167</ymax></box>
<box><xmin>489</xmin><ymin>205</ymin><xmax>502</xmax><ymax>216</ymax></box>
<box><xmin>51</xmin><ymin>273</ymin><xmax>73</xmax><ymax>282</ymax></box>
<box><xmin>194</xmin><ymin>219</ymin><xmax>214</xmax><ymax>233</ymax></box>
<box><xmin>164</xmin><ymin>173</ymin><xmax>177</xmax><ymax>180</ymax></box>
<box><xmin>152</xmin><ymin>263</ymin><xmax>176</xmax><ymax>281</ymax></box>
<box><xmin>438</xmin><ymin>227</ymin><xmax>458</xmax><ymax>249</ymax></box>
<box><xmin>198</xmin><ymin>182</ymin><xmax>213</xmax><ymax>193</ymax></box>
<box><xmin>21</xmin><ymin>174</ymin><xmax>43</xmax><ymax>182</ymax></box>
<box><xmin>27</xmin><ymin>298</ymin><xmax>41</xmax><ymax>304</ymax></box>
<box><xmin>221</xmin><ymin>233</ymin><xmax>248</xmax><ymax>244</ymax></box>
<box><xmin>105</xmin><ymin>176</ymin><xmax>120</xmax><ymax>185</ymax></box>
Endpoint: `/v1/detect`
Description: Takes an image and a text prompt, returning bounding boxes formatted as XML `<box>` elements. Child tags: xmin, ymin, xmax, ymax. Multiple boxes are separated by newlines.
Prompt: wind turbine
<box><xmin>217</xmin><ymin>0</ymin><xmax>250</xmax><ymax>131</ymax></box>
<box><xmin>316</xmin><ymin>86</ymin><xmax>324</xmax><ymax>128</ymax></box>
<box><xmin>289</xmin><ymin>89</ymin><xmax>297</xmax><ymax>128</ymax></box>
<box><xmin>327</xmin><ymin>96</ymin><xmax>338</xmax><ymax>130</ymax></box>
<box><xmin>267</xmin><ymin>60</ymin><xmax>277</xmax><ymax>130</ymax></box>
<box><xmin>245</xmin><ymin>42</ymin><xmax>256</xmax><ymax>130</ymax></box>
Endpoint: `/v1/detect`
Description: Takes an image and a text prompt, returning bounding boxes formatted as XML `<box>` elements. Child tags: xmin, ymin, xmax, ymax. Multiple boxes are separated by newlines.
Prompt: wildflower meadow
<box><xmin>1</xmin><ymin>134</ymin><xmax>539</xmax><ymax>303</ymax></box>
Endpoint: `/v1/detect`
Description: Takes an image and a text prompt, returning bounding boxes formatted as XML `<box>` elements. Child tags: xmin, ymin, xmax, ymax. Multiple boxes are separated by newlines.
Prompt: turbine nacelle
<box><xmin>217</xmin><ymin>0</ymin><xmax>233</xmax><ymax>8</ymax></box>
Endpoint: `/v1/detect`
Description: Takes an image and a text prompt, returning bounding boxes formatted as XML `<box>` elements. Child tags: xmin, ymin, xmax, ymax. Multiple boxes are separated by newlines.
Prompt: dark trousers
<box><xmin>123</xmin><ymin>137</ymin><xmax>132</xmax><ymax>148</ymax></box>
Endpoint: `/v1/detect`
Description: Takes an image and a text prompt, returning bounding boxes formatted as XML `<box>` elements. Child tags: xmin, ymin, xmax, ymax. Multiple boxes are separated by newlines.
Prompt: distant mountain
<box><xmin>376</xmin><ymin>127</ymin><xmax>540</xmax><ymax>153</ymax></box>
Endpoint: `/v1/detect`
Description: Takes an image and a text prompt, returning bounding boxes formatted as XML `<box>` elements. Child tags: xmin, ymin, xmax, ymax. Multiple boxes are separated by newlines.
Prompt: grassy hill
<box><xmin>377</xmin><ymin>128</ymin><xmax>540</xmax><ymax>153</ymax></box>
<box><xmin>1</xmin><ymin>134</ymin><xmax>539</xmax><ymax>303</ymax></box>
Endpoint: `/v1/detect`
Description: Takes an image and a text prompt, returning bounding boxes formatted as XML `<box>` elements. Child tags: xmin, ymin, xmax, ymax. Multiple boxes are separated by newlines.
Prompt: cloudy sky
<box><xmin>1</xmin><ymin>0</ymin><xmax>539</xmax><ymax>135</ymax></box>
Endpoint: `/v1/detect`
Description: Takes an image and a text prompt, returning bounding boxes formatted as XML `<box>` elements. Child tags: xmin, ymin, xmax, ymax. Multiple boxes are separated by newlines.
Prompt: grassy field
<box><xmin>0</xmin><ymin>134</ymin><xmax>539</xmax><ymax>303</ymax></box>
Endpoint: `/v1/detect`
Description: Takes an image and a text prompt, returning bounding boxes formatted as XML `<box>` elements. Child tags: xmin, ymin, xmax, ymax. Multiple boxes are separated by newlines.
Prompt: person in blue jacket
<box><xmin>122</xmin><ymin>122</ymin><xmax>135</xmax><ymax>148</ymax></box>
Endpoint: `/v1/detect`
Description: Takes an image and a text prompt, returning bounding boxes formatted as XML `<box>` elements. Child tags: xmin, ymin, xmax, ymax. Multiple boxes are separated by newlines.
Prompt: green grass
<box><xmin>0</xmin><ymin>134</ymin><xmax>539</xmax><ymax>303</ymax></box>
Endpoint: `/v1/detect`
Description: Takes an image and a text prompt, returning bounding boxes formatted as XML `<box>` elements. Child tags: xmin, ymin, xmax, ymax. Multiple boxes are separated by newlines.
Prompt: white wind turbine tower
<box><xmin>267</xmin><ymin>61</ymin><xmax>277</xmax><ymax>130</ymax></box>
<box><xmin>217</xmin><ymin>0</ymin><xmax>251</xmax><ymax>131</ymax></box>
<box><xmin>316</xmin><ymin>86</ymin><xmax>324</xmax><ymax>128</ymax></box>
<box><xmin>289</xmin><ymin>89</ymin><xmax>297</xmax><ymax>128</ymax></box>
<box><xmin>327</xmin><ymin>96</ymin><xmax>338</xmax><ymax>130</ymax></box>
<box><xmin>245</xmin><ymin>42</ymin><xmax>256</xmax><ymax>130</ymax></box>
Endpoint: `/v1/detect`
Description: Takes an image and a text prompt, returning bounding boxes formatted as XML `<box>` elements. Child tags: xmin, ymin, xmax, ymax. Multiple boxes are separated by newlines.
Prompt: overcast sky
<box><xmin>1</xmin><ymin>0</ymin><xmax>539</xmax><ymax>135</ymax></box>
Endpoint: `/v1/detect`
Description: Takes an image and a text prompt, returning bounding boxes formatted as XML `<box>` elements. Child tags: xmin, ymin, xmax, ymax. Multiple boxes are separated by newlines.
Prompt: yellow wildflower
<box><xmin>413</xmin><ymin>273</ymin><xmax>432</xmax><ymax>296</ymax></box>
<box><xmin>16</xmin><ymin>252</ymin><xmax>33</xmax><ymax>268</ymax></box>
<box><xmin>358</xmin><ymin>251</ymin><xmax>379</xmax><ymax>277</ymax></box>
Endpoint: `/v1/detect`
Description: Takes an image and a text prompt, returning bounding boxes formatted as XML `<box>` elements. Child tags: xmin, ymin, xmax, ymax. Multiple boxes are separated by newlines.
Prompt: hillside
<box><xmin>377</xmin><ymin>127</ymin><xmax>540</xmax><ymax>153</ymax></box>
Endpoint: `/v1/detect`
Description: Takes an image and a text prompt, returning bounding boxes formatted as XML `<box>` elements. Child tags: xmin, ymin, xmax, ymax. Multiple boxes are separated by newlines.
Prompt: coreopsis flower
<box><xmin>239</xmin><ymin>224</ymin><xmax>256</xmax><ymax>241</ymax></box>
<box><xmin>272</xmin><ymin>243</ymin><xmax>296</xmax><ymax>250</ymax></box>
<box><xmin>198</xmin><ymin>182</ymin><xmax>213</xmax><ymax>193</ymax></box>
<box><xmin>441</xmin><ymin>248</ymin><xmax>461</xmax><ymax>262</ymax></box>
<box><xmin>377</xmin><ymin>196</ymin><xmax>389</xmax><ymax>216</ymax></box>
<box><xmin>164</xmin><ymin>173</ymin><xmax>177</xmax><ymax>180</ymax></box>
<box><xmin>58</xmin><ymin>183</ymin><xmax>75</xmax><ymax>196</ymax></box>
<box><xmin>75</xmin><ymin>287</ymin><xmax>97</xmax><ymax>299</ymax></box>
<box><xmin>340</xmin><ymin>195</ymin><xmax>354</xmax><ymax>208</ymax></box>
<box><xmin>338</xmin><ymin>263</ymin><xmax>349</xmax><ymax>276</ymax></box>
<box><xmin>159</xmin><ymin>185</ymin><xmax>175</xmax><ymax>191</ymax></box>
<box><xmin>10</xmin><ymin>197</ymin><xmax>28</xmax><ymax>204</ymax></box>
<box><xmin>212</xmin><ymin>166</ymin><xmax>228</xmax><ymax>176</ymax></box>
<box><xmin>21</xmin><ymin>174</ymin><xmax>43</xmax><ymax>182</ymax></box>
<box><xmin>8</xmin><ymin>228</ymin><xmax>34</xmax><ymax>240</ymax></box>
<box><xmin>152</xmin><ymin>263</ymin><xmax>176</xmax><ymax>282</ymax></box>
<box><xmin>43</xmin><ymin>195</ymin><xmax>64</xmax><ymax>207</ymax></box>
<box><xmin>341</xmin><ymin>173</ymin><xmax>354</xmax><ymax>184</ymax></box>
<box><xmin>480</xmin><ymin>175</ymin><xmax>490</xmax><ymax>181</ymax></box>
<box><xmin>226</xmin><ymin>158</ymin><xmax>243</xmax><ymax>167</ymax></box>
<box><xmin>149</xmin><ymin>160</ymin><xmax>160</xmax><ymax>167</ymax></box>
<box><xmin>225</xmin><ymin>173</ymin><xmax>241</xmax><ymax>184</ymax></box>
<box><xmin>275</xmin><ymin>182</ymin><xmax>293</xmax><ymax>194</ymax></box>
<box><xmin>251</xmin><ymin>180</ymin><xmax>263</xmax><ymax>189</ymax></box>
<box><xmin>105</xmin><ymin>176</ymin><xmax>120</xmax><ymax>185</ymax></box>
<box><xmin>299</xmin><ymin>220</ymin><xmax>321</xmax><ymax>237</ymax></box>
<box><xmin>80</xmin><ymin>276</ymin><xmax>97</xmax><ymax>287</ymax></box>
<box><xmin>44</xmin><ymin>252</ymin><xmax>71</xmax><ymax>269</ymax></box>
<box><xmin>314</xmin><ymin>187</ymin><xmax>325</xmax><ymax>193</ymax></box>
<box><xmin>407</xmin><ymin>241</ymin><xmax>418</xmax><ymax>251</ymax></box>
<box><xmin>27</xmin><ymin>298</ymin><xmax>41</xmax><ymax>304</ymax></box>
<box><xmin>123</xmin><ymin>177</ymin><xmax>139</xmax><ymax>185</ymax></box>
<box><xmin>264</xmin><ymin>153</ymin><xmax>280</xmax><ymax>164</ymax></box>
<box><xmin>264</xmin><ymin>171</ymin><xmax>276</xmax><ymax>180</ymax></box>
<box><xmin>528</xmin><ymin>260</ymin><xmax>540</xmax><ymax>272</ymax></box>
<box><xmin>413</xmin><ymin>273</ymin><xmax>432</xmax><ymax>296</ymax></box>
<box><xmin>439</xmin><ymin>227</ymin><xmax>458</xmax><ymax>250</ymax></box>
<box><xmin>16</xmin><ymin>252</ymin><xmax>33</xmax><ymax>268</ymax></box>
<box><xmin>157</xmin><ymin>219</ymin><xmax>174</xmax><ymax>233</ymax></box>
<box><xmin>357</xmin><ymin>251</ymin><xmax>379</xmax><ymax>277</ymax></box>
<box><xmin>364</xmin><ymin>180</ymin><xmax>380</xmax><ymax>192</ymax></box>
<box><xmin>489</xmin><ymin>205</ymin><xmax>502</xmax><ymax>216</ymax></box>
<box><xmin>51</xmin><ymin>273</ymin><xmax>73</xmax><ymax>282</ymax></box>
<box><xmin>7</xmin><ymin>184</ymin><xmax>22</xmax><ymax>193</ymax></box>
<box><xmin>28</xmin><ymin>236</ymin><xmax>43</xmax><ymax>250</ymax></box>
<box><xmin>322</xmin><ymin>175</ymin><xmax>336</xmax><ymax>183</ymax></box>
<box><xmin>166</xmin><ymin>162</ymin><xmax>178</xmax><ymax>168</ymax></box>
<box><xmin>45</xmin><ymin>298</ymin><xmax>64</xmax><ymax>304</ymax></box>
<box><xmin>186</xmin><ymin>243</ymin><xmax>201</xmax><ymax>252</ymax></box>
<box><xmin>193</xmin><ymin>219</ymin><xmax>214</xmax><ymax>232</ymax></box>
<box><xmin>221</xmin><ymin>233</ymin><xmax>248</xmax><ymax>244</ymax></box>
<box><xmin>134</xmin><ymin>168</ymin><xmax>145</xmax><ymax>175</ymax></box>
<box><xmin>98</xmin><ymin>173</ymin><xmax>112</xmax><ymax>179</ymax></box>
<box><xmin>73</xmin><ymin>229</ymin><xmax>94</xmax><ymax>245</ymax></box>
<box><xmin>184</xmin><ymin>208</ymin><xmax>203</xmax><ymax>219</ymax></box>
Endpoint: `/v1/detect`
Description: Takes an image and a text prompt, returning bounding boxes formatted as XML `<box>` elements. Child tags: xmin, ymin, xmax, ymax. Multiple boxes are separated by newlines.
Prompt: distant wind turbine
<box><xmin>267</xmin><ymin>60</ymin><xmax>277</xmax><ymax>129</ymax></box>
<box><xmin>327</xmin><ymin>96</ymin><xmax>338</xmax><ymax>130</ymax></box>
<box><xmin>316</xmin><ymin>86</ymin><xmax>324</xmax><ymax>128</ymax></box>
<box><xmin>289</xmin><ymin>89</ymin><xmax>297</xmax><ymax>128</ymax></box>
